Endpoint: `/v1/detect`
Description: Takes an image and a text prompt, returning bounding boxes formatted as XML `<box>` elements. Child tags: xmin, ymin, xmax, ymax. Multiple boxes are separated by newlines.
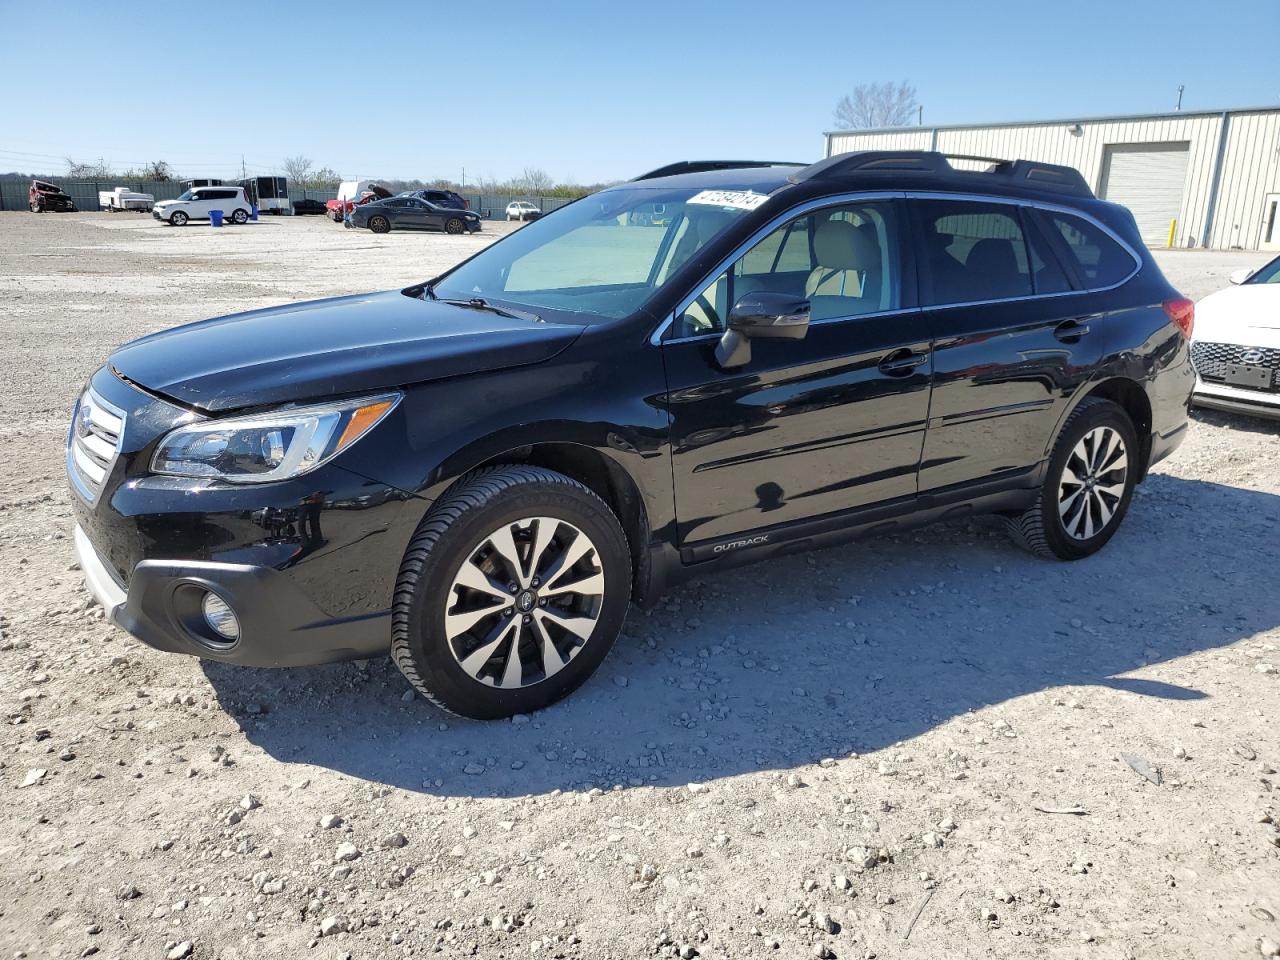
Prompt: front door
<box><xmin>395</xmin><ymin>198</ymin><xmax>427</xmax><ymax>230</ymax></box>
<box><xmin>661</xmin><ymin>198</ymin><xmax>933</xmax><ymax>549</ymax></box>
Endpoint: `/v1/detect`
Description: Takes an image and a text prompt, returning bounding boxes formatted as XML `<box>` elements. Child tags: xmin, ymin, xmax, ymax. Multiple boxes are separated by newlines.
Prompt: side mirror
<box><xmin>715</xmin><ymin>292</ymin><xmax>810</xmax><ymax>368</ymax></box>
<box><xmin>1229</xmin><ymin>268</ymin><xmax>1252</xmax><ymax>285</ymax></box>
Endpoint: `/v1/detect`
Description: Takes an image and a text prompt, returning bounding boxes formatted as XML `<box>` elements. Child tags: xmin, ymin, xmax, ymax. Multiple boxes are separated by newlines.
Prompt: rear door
<box><xmin>910</xmin><ymin>197</ymin><xmax>1098</xmax><ymax>494</ymax></box>
<box><xmin>661</xmin><ymin>197</ymin><xmax>934</xmax><ymax>550</ymax></box>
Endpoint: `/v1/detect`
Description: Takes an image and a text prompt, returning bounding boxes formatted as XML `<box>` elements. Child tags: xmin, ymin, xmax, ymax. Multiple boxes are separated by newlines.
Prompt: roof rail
<box><xmin>632</xmin><ymin>160</ymin><xmax>805</xmax><ymax>181</ymax></box>
<box><xmin>791</xmin><ymin>151</ymin><xmax>1094</xmax><ymax>198</ymax></box>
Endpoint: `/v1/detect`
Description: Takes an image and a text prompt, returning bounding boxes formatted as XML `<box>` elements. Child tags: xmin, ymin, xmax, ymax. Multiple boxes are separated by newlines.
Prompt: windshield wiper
<box><xmin>435</xmin><ymin>296</ymin><xmax>542</xmax><ymax>324</ymax></box>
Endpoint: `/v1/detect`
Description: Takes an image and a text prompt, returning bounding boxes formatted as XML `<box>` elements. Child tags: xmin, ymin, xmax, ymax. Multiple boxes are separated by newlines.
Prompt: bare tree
<box><xmin>519</xmin><ymin>167</ymin><xmax>555</xmax><ymax>195</ymax></box>
<box><xmin>282</xmin><ymin>155</ymin><xmax>314</xmax><ymax>184</ymax></box>
<box><xmin>309</xmin><ymin>167</ymin><xmax>341</xmax><ymax>188</ymax></box>
<box><xmin>66</xmin><ymin>157</ymin><xmax>115</xmax><ymax>179</ymax></box>
<box><xmin>142</xmin><ymin>160</ymin><xmax>172</xmax><ymax>181</ymax></box>
<box><xmin>833</xmin><ymin>81</ymin><xmax>919</xmax><ymax>130</ymax></box>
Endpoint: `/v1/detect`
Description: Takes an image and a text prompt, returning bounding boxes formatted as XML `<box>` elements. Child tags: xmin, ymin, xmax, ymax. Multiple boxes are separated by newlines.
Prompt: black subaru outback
<box><xmin>69</xmin><ymin>152</ymin><xmax>1195</xmax><ymax>718</ymax></box>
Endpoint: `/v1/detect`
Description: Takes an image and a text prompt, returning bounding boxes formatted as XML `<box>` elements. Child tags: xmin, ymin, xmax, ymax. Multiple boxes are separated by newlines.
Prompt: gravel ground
<box><xmin>2</xmin><ymin>212</ymin><xmax>1278</xmax><ymax>960</ymax></box>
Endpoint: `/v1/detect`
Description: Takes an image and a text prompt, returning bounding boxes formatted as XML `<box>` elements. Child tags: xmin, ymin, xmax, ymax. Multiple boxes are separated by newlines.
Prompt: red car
<box><xmin>30</xmin><ymin>180</ymin><xmax>76</xmax><ymax>213</ymax></box>
<box><xmin>325</xmin><ymin>182</ymin><xmax>392</xmax><ymax>222</ymax></box>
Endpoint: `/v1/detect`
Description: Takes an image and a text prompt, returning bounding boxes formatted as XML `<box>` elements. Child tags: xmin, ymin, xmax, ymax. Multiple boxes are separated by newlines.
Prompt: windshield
<box><xmin>433</xmin><ymin>185</ymin><xmax>771</xmax><ymax>319</ymax></box>
<box><xmin>1246</xmin><ymin>255</ymin><xmax>1280</xmax><ymax>284</ymax></box>
<box><xmin>175</xmin><ymin>189</ymin><xmax>196</xmax><ymax>201</ymax></box>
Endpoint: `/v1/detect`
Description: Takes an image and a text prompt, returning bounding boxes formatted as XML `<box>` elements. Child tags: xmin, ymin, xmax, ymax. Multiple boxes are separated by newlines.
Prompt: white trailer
<box><xmin>98</xmin><ymin>187</ymin><xmax>155</xmax><ymax>212</ymax></box>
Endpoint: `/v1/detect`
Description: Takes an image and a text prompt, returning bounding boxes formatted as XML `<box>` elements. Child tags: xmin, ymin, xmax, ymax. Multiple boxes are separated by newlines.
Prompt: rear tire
<box><xmin>391</xmin><ymin>465</ymin><xmax>631</xmax><ymax>719</ymax></box>
<box><xmin>369</xmin><ymin>215</ymin><xmax>390</xmax><ymax>234</ymax></box>
<box><xmin>231</xmin><ymin>208</ymin><xmax>249</xmax><ymax>225</ymax></box>
<box><xmin>1006</xmin><ymin>397</ymin><xmax>1138</xmax><ymax>560</ymax></box>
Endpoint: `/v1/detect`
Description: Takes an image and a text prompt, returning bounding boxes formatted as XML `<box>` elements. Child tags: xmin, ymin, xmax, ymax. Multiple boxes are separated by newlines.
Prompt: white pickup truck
<box><xmin>98</xmin><ymin>187</ymin><xmax>155</xmax><ymax>212</ymax></box>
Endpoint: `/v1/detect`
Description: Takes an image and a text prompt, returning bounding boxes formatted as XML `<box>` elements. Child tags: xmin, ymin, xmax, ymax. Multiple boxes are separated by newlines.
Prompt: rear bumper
<box><xmin>1147</xmin><ymin>420</ymin><xmax>1189</xmax><ymax>471</ymax></box>
<box><xmin>74</xmin><ymin>523</ymin><xmax>389</xmax><ymax>667</ymax></box>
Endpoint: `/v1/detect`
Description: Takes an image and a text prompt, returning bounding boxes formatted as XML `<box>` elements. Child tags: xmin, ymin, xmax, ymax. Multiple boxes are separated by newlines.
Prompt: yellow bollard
<box><xmin>1167</xmin><ymin>219</ymin><xmax>1177</xmax><ymax>248</ymax></box>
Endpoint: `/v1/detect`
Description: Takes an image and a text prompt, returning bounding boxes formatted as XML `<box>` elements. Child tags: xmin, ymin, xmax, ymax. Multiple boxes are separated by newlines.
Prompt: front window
<box><xmin>432</xmin><ymin>185</ymin><xmax>772</xmax><ymax>319</ymax></box>
<box><xmin>673</xmin><ymin>200</ymin><xmax>903</xmax><ymax>338</ymax></box>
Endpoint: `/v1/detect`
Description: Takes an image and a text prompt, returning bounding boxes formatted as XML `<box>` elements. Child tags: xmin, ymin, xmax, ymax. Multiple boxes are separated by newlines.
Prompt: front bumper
<box><xmin>67</xmin><ymin>367</ymin><xmax>426</xmax><ymax>668</ymax></box>
<box><xmin>1193</xmin><ymin>377</ymin><xmax>1280</xmax><ymax>420</ymax></box>
<box><xmin>75</xmin><ymin>522</ymin><xmax>390</xmax><ymax>667</ymax></box>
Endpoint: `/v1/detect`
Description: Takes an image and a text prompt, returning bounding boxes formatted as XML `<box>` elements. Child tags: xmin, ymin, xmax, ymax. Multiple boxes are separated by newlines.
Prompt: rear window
<box><xmin>914</xmin><ymin>199</ymin><xmax>1034</xmax><ymax>304</ymax></box>
<box><xmin>1043</xmin><ymin>212</ymin><xmax>1136</xmax><ymax>288</ymax></box>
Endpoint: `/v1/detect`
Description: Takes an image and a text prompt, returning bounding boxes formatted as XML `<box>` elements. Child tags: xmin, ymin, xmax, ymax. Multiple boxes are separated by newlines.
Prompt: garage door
<box><xmin>1100</xmin><ymin>142</ymin><xmax>1190</xmax><ymax>246</ymax></box>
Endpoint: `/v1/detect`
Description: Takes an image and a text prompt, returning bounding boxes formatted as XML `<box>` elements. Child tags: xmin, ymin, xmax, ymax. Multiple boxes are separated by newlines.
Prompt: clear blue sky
<box><xmin>2</xmin><ymin>0</ymin><xmax>1276</xmax><ymax>185</ymax></box>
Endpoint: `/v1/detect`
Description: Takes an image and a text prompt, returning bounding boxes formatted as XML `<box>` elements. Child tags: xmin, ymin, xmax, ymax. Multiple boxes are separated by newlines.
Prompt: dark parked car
<box><xmin>292</xmin><ymin>198</ymin><xmax>328</xmax><ymax>216</ymax></box>
<box><xmin>69</xmin><ymin>152</ymin><xmax>1195</xmax><ymax>719</ymax></box>
<box><xmin>408</xmin><ymin>189</ymin><xmax>469</xmax><ymax>209</ymax></box>
<box><xmin>30</xmin><ymin>179</ymin><xmax>76</xmax><ymax>212</ymax></box>
<box><xmin>348</xmin><ymin>195</ymin><xmax>481</xmax><ymax>234</ymax></box>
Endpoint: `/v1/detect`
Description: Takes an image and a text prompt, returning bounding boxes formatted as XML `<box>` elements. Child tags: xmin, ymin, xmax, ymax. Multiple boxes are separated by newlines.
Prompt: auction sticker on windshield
<box><xmin>687</xmin><ymin>190</ymin><xmax>770</xmax><ymax>211</ymax></box>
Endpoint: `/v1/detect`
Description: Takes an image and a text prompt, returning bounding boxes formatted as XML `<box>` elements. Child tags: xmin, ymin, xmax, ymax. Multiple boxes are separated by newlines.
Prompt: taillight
<box><xmin>1163</xmin><ymin>297</ymin><xmax>1194</xmax><ymax>339</ymax></box>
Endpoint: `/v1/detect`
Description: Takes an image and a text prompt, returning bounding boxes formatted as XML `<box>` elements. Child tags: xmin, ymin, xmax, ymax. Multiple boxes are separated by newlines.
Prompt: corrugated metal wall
<box><xmin>827</xmin><ymin>109</ymin><xmax>1280</xmax><ymax>250</ymax></box>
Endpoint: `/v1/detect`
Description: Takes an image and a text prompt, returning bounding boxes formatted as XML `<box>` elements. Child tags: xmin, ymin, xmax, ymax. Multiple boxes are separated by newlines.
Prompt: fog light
<box><xmin>201</xmin><ymin>591</ymin><xmax>240</xmax><ymax>641</ymax></box>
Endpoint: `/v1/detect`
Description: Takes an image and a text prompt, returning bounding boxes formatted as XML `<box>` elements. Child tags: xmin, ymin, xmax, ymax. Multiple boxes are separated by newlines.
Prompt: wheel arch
<box><xmin>1053</xmin><ymin>377</ymin><xmax>1154</xmax><ymax>480</ymax></box>
<box><xmin>439</xmin><ymin>441</ymin><xmax>652</xmax><ymax>603</ymax></box>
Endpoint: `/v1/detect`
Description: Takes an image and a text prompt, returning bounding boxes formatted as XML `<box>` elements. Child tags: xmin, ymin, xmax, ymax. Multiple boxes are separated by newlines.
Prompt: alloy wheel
<box><xmin>1058</xmin><ymin>426</ymin><xmax>1128</xmax><ymax>540</ymax></box>
<box><xmin>444</xmin><ymin>516</ymin><xmax>605</xmax><ymax>689</ymax></box>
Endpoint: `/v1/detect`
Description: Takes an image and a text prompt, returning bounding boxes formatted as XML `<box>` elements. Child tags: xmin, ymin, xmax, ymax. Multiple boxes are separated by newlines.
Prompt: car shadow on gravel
<box><xmin>202</xmin><ymin>473</ymin><xmax>1280</xmax><ymax>798</ymax></box>
<box><xmin>1191</xmin><ymin>407</ymin><xmax>1280</xmax><ymax>436</ymax></box>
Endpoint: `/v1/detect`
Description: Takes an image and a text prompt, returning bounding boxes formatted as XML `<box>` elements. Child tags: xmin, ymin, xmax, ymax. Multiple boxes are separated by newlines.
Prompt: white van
<box><xmin>153</xmin><ymin>186</ymin><xmax>252</xmax><ymax>226</ymax></box>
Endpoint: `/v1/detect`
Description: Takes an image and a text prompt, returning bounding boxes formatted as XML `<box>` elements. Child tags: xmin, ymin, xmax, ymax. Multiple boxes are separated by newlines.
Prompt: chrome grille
<box><xmin>67</xmin><ymin>388</ymin><xmax>125</xmax><ymax>503</ymax></box>
<box><xmin>1191</xmin><ymin>340</ymin><xmax>1280</xmax><ymax>390</ymax></box>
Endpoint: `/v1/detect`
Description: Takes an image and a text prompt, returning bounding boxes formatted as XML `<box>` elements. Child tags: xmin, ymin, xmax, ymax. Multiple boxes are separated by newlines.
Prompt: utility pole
<box><xmin>241</xmin><ymin>154</ymin><xmax>246</xmax><ymax>178</ymax></box>
<box><xmin>918</xmin><ymin>105</ymin><xmax>923</xmax><ymax>126</ymax></box>
<box><xmin>1176</xmin><ymin>85</ymin><xmax>1184</xmax><ymax>110</ymax></box>
<box><xmin>461</xmin><ymin>166</ymin><xmax>466</xmax><ymax>189</ymax></box>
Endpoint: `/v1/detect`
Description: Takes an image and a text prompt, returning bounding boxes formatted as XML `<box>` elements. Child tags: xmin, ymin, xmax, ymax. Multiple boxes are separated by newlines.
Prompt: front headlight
<box><xmin>151</xmin><ymin>393</ymin><xmax>399</xmax><ymax>483</ymax></box>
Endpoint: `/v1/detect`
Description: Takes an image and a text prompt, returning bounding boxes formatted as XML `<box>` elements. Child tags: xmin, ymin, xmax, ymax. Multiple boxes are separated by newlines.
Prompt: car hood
<box><xmin>109</xmin><ymin>290</ymin><xmax>585</xmax><ymax>412</ymax></box>
<box><xmin>1197</xmin><ymin>284</ymin><xmax>1280</xmax><ymax>338</ymax></box>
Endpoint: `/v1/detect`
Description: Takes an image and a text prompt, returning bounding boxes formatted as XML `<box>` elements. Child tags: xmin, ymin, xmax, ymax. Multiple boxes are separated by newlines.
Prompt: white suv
<box><xmin>505</xmin><ymin>200</ymin><xmax>542</xmax><ymax>221</ymax></box>
<box><xmin>153</xmin><ymin>186</ymin><xmax>252</xmax><ymax>226</ymax></box>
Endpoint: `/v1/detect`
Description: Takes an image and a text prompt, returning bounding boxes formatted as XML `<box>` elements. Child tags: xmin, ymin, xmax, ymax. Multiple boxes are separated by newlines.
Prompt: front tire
<box><xmin>391</xmin><ymin>466</ymin><xmax>631</xmax><ymax>719</ymax></box>
<box><xmin>368</xmin><ymin>215</ymin><xmax>390</xmax><ymax>234</ymax></box>
<box><xmin>169</xmin><ymin>211</ymin><xmax>189</xmax><ymax>226</ymax></box>
<box><xmin>444</xmin><ymin>217</ymin><xmax>465</xmax><ymax>235</ymax></box>
<box><xmin>1007</xmin><ymin>397</ymin><xmax>1138</xmax><ymax>560</ymax></box>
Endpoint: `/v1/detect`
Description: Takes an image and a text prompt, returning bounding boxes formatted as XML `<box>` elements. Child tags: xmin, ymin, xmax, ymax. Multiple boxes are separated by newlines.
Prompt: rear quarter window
<box><xmin>1043</xmin><ymin>212</ymin><xmax>1136</xmax><ymax>288</ymax></box>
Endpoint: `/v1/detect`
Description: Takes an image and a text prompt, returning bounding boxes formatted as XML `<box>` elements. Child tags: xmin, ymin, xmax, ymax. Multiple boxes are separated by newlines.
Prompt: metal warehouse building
<box><xmin>824</xmin><ymin>106</ymin><xmax>1280</xmax><ymax>251</ymax></box>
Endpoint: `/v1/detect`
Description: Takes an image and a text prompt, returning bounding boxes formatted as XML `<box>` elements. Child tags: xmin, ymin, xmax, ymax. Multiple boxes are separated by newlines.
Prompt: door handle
<box><xmin>1054</xmin><ymin>319</ymin><xmax>1092</xmax><ymax>342</ymax></box>
<box><xmin>878</xmin><ymin>349</ymin><xmax>930</xmax><ymax>376</ymax></box>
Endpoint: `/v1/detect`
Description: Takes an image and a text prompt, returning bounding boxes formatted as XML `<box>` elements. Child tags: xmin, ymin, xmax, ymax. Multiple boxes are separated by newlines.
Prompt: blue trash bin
<box><xmin>209</xmin><ymin>209</ymin><xmax>224</xmax><ymax>227</ymax></box>
<box><xmin>250</xmin><ymin>205</ymin><xmax>259</xmax><ymax>222</ymax></box>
